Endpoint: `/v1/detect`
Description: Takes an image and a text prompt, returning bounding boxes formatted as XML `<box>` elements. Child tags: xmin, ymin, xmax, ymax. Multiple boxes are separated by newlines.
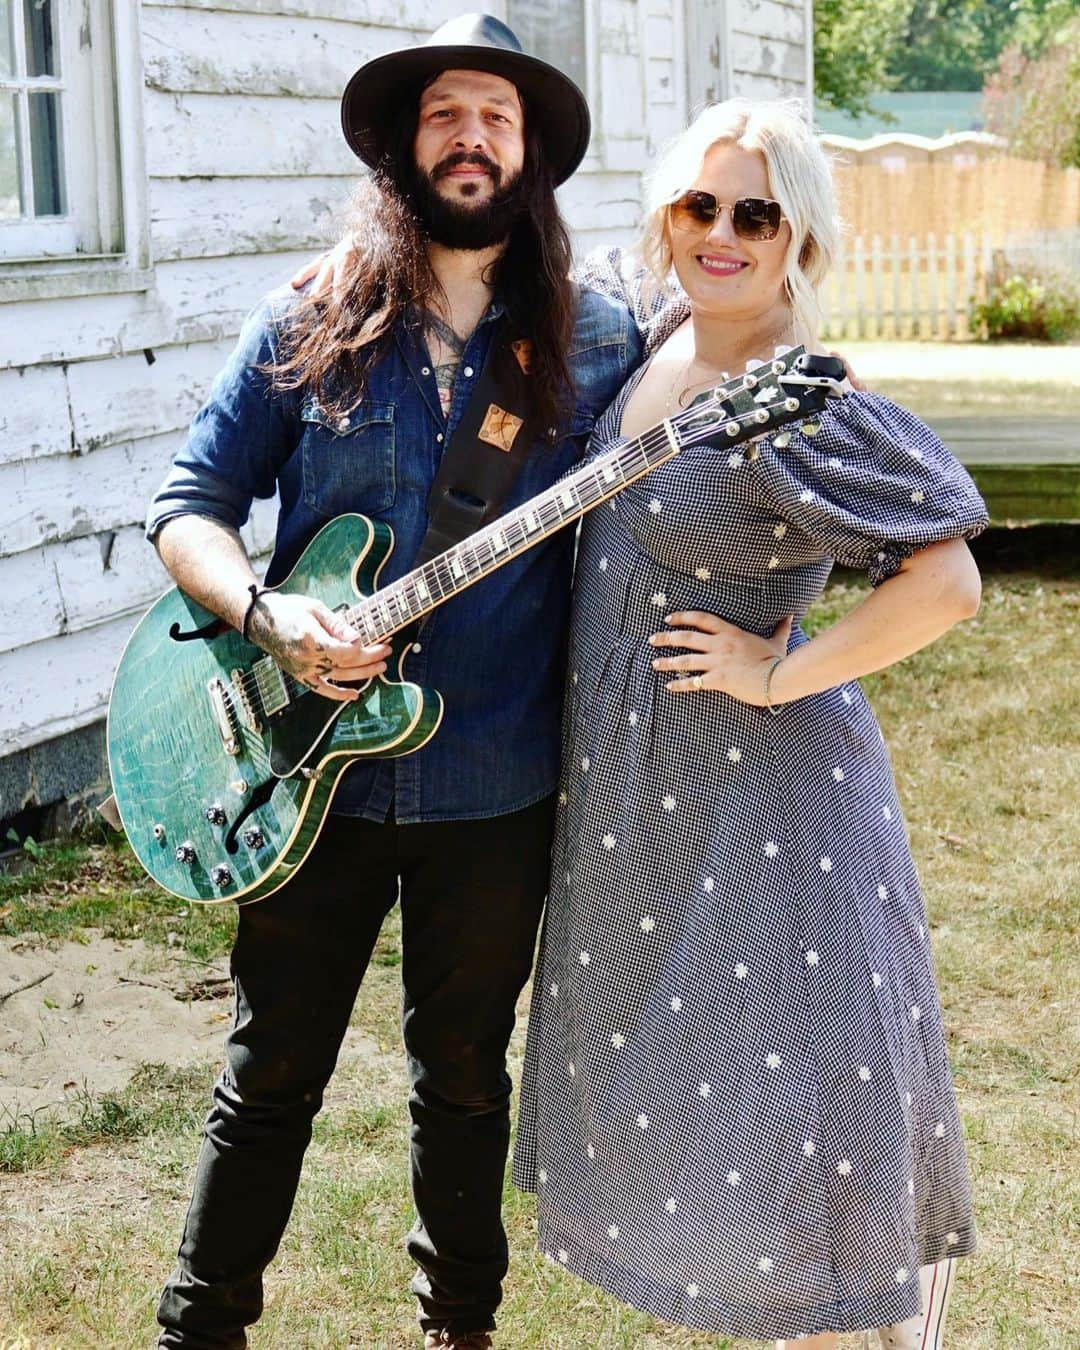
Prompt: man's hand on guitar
<box><xmin>248</xmin><ymin>591</ymin><xmax>390</xmax><ymax>701</ymax></box>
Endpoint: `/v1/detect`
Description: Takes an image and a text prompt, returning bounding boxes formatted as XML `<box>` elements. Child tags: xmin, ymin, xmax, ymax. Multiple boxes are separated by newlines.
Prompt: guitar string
<box><xmin>227</xmin><ymin>377</ymin><xmax>824</xmax><ymax>713</ymax></box>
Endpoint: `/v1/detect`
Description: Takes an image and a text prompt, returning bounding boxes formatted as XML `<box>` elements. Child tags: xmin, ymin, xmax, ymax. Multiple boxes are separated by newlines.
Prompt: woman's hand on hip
<box><xmin>649</xmin><ymin>611</ymin><xmax>792</xmax><ymax>705</ymax></box>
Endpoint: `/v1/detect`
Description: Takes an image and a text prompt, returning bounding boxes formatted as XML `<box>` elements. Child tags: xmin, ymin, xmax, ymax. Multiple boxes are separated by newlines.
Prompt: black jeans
<box><xmin>156</xmin><ymin>797</ymin><xmax>553</xmax><ymax>1348</ymax></box>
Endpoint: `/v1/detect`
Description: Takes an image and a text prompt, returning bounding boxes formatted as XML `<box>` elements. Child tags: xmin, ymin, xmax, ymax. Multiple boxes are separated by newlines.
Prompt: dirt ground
<box><xmin>0</xmin><ymin>933</ymin><xmax>233</xmax><ymax>1123</ymax></box>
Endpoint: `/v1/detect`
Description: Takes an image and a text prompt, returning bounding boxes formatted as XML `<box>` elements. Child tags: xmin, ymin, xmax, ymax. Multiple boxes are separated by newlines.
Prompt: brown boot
<box><xmin>423</xmin><ymin>1333</ymin><xmax>493</xmax><ymax>1350</ymax></box>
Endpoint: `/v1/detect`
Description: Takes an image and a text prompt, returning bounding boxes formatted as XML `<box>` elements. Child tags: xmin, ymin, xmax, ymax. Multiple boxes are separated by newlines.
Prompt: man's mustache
<box><xmin>433</xmin><ymin>151</ymin><xmax>501</xmax><ymax>184</ymax></box>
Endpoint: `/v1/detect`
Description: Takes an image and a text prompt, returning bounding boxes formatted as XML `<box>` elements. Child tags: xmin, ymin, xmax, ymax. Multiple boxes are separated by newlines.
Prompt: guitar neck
<box><xmin>345</xmin><ymin>418</ymin><xmax>683</xmax><ymax>646</ymax></box>
<box><xmin>339</xmin><ymin>346</ymin><xmax>842</xmax><ymax>648</ymax></box>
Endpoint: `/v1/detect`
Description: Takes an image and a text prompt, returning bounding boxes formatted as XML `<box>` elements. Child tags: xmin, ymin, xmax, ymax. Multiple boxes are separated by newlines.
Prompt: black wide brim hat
<box><xmin>341</xmin><ymin>13</ymin><xmax>591</xmax><ymax>187</ymax></box>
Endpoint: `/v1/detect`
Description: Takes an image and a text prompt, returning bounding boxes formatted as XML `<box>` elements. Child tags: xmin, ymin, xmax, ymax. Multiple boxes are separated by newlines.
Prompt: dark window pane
<box><xmin>23</xmin><ymin>0</ymin><xmax>56</xmax><ymax>77</ymax></box>
<box><xmin>28</xmin><ymin>88</ymin><xmax>63</xmax><ymax>214</ymax></box>
<box><xmin>2</xmin><ymin>0</ymin><xmax>14</xmax><ymax>79</ymax></box>
<box><xmin>0</xmin><ymin>91</ymin><xmax>21</xmax><ymax>218</ymax></box>
<box><xmin>506</xmin><ymin>0</ymin><xmax>586</xmax><ymax>91</ymax></box>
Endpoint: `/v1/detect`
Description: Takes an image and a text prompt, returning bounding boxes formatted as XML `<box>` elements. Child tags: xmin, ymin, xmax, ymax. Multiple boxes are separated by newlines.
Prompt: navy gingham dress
<box><xmin>512</xmin><ymin>251</ymin><xmax>989</xmax><ymax>1340</ymax></box>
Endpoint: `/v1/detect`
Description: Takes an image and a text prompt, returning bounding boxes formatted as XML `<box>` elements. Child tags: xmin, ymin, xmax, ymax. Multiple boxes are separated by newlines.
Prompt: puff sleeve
<box><xmin>747</xmin><ymin>391</ymin><xmax>989</xmax><ymax>586</ymax></box>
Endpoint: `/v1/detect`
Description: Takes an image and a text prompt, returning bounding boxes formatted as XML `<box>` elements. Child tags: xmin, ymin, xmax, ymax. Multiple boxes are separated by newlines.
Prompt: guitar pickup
<box><xmin>207</xmin><ymin>677</ymin><xmax>240</xmax><ymax>755</ymax></box>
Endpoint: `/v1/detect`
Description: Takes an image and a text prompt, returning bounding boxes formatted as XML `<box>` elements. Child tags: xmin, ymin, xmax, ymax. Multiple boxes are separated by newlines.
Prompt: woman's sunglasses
<box><xmin>669</xmin><ymin>191</ymin><xmax>784</xmax><ymax>241</ymax></box>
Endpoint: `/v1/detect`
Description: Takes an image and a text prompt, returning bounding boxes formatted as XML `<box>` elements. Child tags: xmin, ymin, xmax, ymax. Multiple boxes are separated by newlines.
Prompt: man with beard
<box><xmin>146</xmin><ymin>15</ymin><xmax>640</xmax><ymax>1350</ymax></box>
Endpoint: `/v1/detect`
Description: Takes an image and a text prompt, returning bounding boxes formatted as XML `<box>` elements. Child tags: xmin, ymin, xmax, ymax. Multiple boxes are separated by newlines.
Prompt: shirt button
<box><xmin>436</xmin><ymin>433</ymin><xmax>444</xmax><ymax>443</ymax></box>
<box><xmin>421</xmin><ymin>366</ymin><xmax>431</xmax><ymax>376</ymax></box>
<box><xmin>336</xmin><ymin>417</ymin><xmax>350</xmax><ymax>431</ymax></box>
<box><xmin>463</xmin><ymin>366</ymin><xmax>474</xmax><ymax>378</ymax></box>
<box><xmin>411</xmin><ymin>643</ymin><xmax>422</xmax><ymax>654</ymax></box>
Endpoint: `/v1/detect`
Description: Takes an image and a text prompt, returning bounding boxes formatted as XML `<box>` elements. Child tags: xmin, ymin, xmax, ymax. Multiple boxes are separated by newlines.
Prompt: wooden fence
<box><xmin>819</xmin><ymin>228</ymin><xmax>1080</xmax><ymax>341</ymax></box>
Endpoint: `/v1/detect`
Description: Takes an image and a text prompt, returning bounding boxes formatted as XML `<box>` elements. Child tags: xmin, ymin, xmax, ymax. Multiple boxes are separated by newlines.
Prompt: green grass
<box><xmin>0</xmin><ymin>829</ymin><xmax>237</xmax><ymax>964</ymax></box>
<box><xmin>0</xmin><ymin>566</ymin><xmax>1077</xmax><ymax>1347</ymax></box>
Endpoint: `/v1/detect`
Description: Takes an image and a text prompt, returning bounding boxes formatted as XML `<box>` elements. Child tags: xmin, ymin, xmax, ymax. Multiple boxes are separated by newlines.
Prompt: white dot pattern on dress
<box><xmin>513</xmin><ymin>246</ymin><xmax>983</xmax><ymax>1344</ymax></box>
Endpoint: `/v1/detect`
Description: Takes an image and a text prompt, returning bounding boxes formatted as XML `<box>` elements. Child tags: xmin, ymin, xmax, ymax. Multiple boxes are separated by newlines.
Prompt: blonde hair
<box><xmin>639</xmin><ymin>98</ymin><xmax>842</xmax><ymax>343</ymax></box>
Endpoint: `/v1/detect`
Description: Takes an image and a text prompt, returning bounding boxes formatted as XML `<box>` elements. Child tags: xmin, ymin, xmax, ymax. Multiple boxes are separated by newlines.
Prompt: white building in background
<box><xmin>0</xmin><ymin>0</ymin><xmax>811</xmax><ymax>831</ymax></box>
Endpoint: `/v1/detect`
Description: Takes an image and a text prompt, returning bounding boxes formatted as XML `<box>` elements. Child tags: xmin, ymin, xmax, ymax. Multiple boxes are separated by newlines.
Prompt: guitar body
<box><xmin>106</xmin><ymin>515</ymin><xmax>442</xmax><ymax>904</ymax></box>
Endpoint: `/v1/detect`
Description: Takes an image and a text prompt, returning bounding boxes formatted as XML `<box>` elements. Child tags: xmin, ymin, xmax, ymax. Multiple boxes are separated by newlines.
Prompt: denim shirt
<box><xmin>147</xmin><ymin>285</ymin><xmax>642</xmax><ymax>822</ymax></box>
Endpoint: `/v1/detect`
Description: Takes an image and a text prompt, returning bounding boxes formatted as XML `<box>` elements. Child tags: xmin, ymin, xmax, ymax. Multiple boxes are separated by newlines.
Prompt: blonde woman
<box><xmin>512</xmin><ymin>100</ymin><xmax>986</xmax><ymax>1349</ymax></box>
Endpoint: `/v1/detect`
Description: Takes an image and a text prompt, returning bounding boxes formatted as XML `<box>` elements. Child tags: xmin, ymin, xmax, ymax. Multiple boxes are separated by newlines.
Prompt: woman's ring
<box><xmin>691</xmin><ymin>674</ymin><xmax>704</xmax><ymax>691</ymax></box>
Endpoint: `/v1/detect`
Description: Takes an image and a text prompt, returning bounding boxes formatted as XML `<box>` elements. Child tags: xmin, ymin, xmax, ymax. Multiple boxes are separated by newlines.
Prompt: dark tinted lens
<box><xmin>670</xmin><ymin>190</ymin><xmax>718</xmax><ymax>229</ymax></box>
<box><xmin>732</xmin><ymin>197</ymin><xmax>781</xmax><ymax>239</ymax></box>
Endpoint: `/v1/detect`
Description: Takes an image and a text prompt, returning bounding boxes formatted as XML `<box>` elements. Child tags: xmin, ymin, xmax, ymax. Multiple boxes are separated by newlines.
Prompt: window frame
<box><xmin>0</xmin><ymin>0</ymin><xmax>149</xmax><ymax>303</ymax></box>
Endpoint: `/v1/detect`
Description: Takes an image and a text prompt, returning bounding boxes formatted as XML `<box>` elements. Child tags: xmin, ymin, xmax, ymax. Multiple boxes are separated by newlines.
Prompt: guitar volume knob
<box><xmin>204</xmin><ymin>804</ymin><xmax>227</xmax><ymax>826</ymax></box>
<box><xmin>242</xmin><ymin>827</ymin><xmax>265</xmax><ymax>850</ymax></box>
<box><xmin>175</xmin><ymin>842</ymin><xmax>197</xmax><ymax>866</ymax></box>
<box><xmin>211</xmin><ymin>865</ymin><xmax>234</xmax><ymax>888</ymax></box>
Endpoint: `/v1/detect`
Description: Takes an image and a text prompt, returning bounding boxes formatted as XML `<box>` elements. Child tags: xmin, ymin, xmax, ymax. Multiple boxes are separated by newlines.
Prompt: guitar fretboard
<box><xmin>345</xmin><ymin>416</ymin><xmax>687</xmax><ymax>646</ymax></box>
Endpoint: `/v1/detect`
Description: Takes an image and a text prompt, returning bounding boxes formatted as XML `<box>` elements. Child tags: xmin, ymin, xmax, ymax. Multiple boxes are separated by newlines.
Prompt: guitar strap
<box><xmin>413</xmin><ymin>320</ymin><xmax>544</xmax><ymax>569</ymax></box>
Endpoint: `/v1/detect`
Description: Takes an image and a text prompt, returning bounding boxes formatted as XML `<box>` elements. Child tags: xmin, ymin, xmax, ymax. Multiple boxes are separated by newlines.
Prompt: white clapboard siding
<box><xmin>142</xmin><ymin>9</ymin><xmax>406</xmax><ymax>98</ymax></box>
<box><xmin>1</xmin><ymin>497</ymin><xmax>279</xmax><ymax>654</ymax></box>
<box><xmin>142</xmin><ymin>0</ymin><xmax>464</xmax><ymax>30</ymax></box>
<box><xmin>0</xmin><ymin>432</ymin><xmax>181</xmax><ymax>558</ymax></box>
<box><xmin>731</xmin><ymin>31</ymin><xmax>806</xmax><ymax>84</ymax></box>
<box><xmin>0</xmin><ymin>612</ymin><xmax>139</xmax><ymax>756</ymax></box>
<box><xmin>0</xmin><ymin>366</ymin><xmax>74</xmax><ymax>466</ymax></box>
<box><xmin>143</xmin><ymin>91</ymin><xmax>355</xmax><ymax>179</ymax></box>
<box><xmin>151</xmin><ymin>176</ymin><xmax>349</xmax><ymax>262</ymax></box>
<box><xmin>66</xmin><ymin>341</ymin><xmax>232</xmax><ymax>454</ymax></box>
<box><xmin>731</xmin><ymin>70</ymin><xmax>805</xmax><ymax>99</ymax></box>
<box><xmin>731</xmin><ymin>0</ymin><xmax>806</xmax><ymax>42</ymax></box>
<box><xmin>0</xmin><ymin>547</ymin><xmax>65</xmax><ymax>653</ymax></box>
<box><xmin>558</xmin><ymin>172</ymin><xmax>644</xmax><ymax>234</ymax></box>
<box><xmin>0</xmin><ymin>251</ymin><xmax>315</xmax><ymax>367</ymax></box>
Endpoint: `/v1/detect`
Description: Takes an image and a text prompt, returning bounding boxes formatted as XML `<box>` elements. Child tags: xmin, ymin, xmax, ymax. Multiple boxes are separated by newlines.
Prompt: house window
<box><xmin>506</xmin><ymin>0</ymin><xmax>587</xmax><ymax>94</ymax></box>
<box><xmin>1</xmin><ymin>0</ymin><xmax>122</xmax><ymax>262</ymax></box>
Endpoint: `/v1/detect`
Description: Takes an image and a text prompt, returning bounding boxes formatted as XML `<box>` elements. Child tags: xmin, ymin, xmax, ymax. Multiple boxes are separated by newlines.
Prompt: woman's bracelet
<box><xmin>240</xmin><ymin>583</ymin><xmax>270</xmax><ymax>643</ymax></box>
<box><xmin>763</xmin><ymin>656</ymin><xmax>785</xmax><ymax>715</ymax></box>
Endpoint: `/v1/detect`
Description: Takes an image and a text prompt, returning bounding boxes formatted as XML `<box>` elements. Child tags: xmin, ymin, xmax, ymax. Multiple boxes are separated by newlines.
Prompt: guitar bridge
<box><xmin>230</xmin><ymin>667</ymin><xmax>263</xmax><ymax>733</ymax></box>
<box><xmin>206</xmin><ymin>677</ymin><xmax>240</xmax><ymax>755</ymax></box>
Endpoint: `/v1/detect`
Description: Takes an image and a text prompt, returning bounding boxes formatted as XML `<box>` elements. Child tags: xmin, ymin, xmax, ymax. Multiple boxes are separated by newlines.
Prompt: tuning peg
<box><xmin>773</xmin><ymin>431</ymin><xmax>792</xmax><ymax>449</ymax></box>
<box><xmin>724</xmin><ymin>421</ymin><xmax>741</xmax><ymax>437</ymax></box>
<box><xmin>774</xmin><ymin>344</ymin><xmax>794</xmax><ymax>357</ymax></box>
<box><xmin>801</xmin><ymin>420</ymin><xmax>821</xmax><ymax>437</ymax></box>
<box><xmin>745</xmin><ymin>357</ymin><xmax>764</xmax><ymax>370</ymax></box>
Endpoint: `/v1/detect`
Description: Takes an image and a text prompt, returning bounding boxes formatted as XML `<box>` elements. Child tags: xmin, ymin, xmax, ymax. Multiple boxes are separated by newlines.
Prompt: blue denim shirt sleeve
<box><xmin>146</xmin><ymin>290</ymin><xmax>300</xmax><ymax>540</ymax></box>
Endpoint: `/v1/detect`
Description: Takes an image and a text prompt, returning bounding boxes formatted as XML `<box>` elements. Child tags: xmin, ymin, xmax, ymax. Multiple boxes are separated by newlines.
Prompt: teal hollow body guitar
<box><xmin>106</xmin><ymin>349</ymin><xmax>846</xmax><ymax>903</ymax></box>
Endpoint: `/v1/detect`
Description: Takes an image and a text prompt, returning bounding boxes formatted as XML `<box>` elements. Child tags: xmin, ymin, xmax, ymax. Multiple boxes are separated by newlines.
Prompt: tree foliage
<box><xmin>983</xmin><ymin>14</ymin><xmax>1080</xmax><ymax>168</ymax></box>
<box><xmin>812</xmin><ymin>0</ymin><xmax>913</xmax><ymax>117</ymax></box>
<box><xmin>813</xmin><ymin>0</ymin><xmax>1080</xmax><ymax>114</ymax></box>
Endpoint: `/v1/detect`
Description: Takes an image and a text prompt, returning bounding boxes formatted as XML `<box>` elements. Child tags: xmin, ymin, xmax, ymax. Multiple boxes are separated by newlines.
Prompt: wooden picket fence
<box><xmin>820</xmin><ymin>231</ymin><xmax>993</xmax><ymax>341</ymax></box>
<box><xmin>819</xmin><ymin>227</ymin><xmax>1080</xmax><ymax>341</ymax></box>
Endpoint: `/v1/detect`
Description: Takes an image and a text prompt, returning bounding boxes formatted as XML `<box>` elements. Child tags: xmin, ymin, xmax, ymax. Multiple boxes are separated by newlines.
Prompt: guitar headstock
<box><xmin>674</xmin><ymin>347</ymin><xmax>846</xmax><ymax>452</ymax></box>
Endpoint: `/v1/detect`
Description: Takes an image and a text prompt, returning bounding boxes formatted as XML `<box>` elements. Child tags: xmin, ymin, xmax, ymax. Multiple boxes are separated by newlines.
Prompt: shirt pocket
<box><xmin>300</xmin><ymin>399</ymin><xmax>397</xmax><ymax>518</ymax></box>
